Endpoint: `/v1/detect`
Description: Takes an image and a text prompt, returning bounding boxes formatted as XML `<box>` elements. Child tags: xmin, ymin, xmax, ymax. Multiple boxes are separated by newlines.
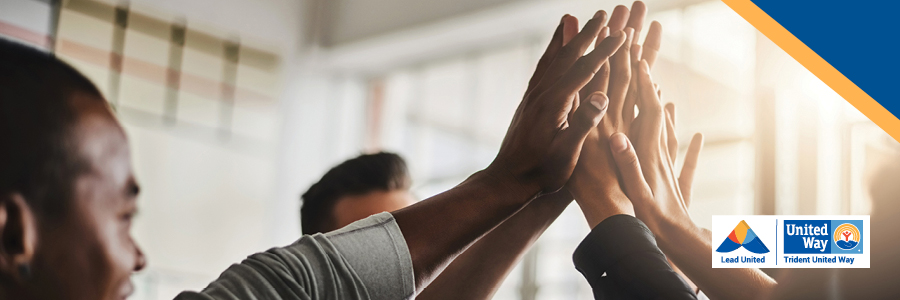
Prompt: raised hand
<box><xmin>609</xmin><ymin>60</ymin><xmax>700</xmax><ymax>234</ymax></box>
<box><xmin>607</xmin><ymin>61</ymin><xmax>775</xmax><ymax>300</ymax></box>
<box><xmin>394</xmin><ymin>15</ymin><xmax>626</xmax><ymax>290</ymax></box>
<box><xmin>487</xmin><ymin>13</ymin><xmax>626</xmax><ymax>198</ymax></box>
<box><xmin>567</xmin><ymin>1</ymin><xmax>667</xmax><ymax>227</ymax></box>
<box><xmin>663</xmin><ymin>103</ymin><xmax>705</xmax><ymax>206</ymax></box>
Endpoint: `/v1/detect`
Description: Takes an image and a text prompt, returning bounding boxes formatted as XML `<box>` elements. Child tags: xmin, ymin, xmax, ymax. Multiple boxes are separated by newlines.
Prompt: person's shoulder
<box><xmin>173</xmin><ymin>291</ymin><xmax>214</xmax><ymax>300</ymax></box>
<box><xmin>325</xmin><ymin>212</ymin><xmax>396</xmax><ymax>238</ymax></box>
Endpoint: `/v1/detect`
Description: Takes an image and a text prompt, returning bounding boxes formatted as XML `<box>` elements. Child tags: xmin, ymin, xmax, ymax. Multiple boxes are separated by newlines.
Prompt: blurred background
<box><xmin>1</xmin><ymin>0</ymin><xmax>897</xmax><ymax>299</ymax></box>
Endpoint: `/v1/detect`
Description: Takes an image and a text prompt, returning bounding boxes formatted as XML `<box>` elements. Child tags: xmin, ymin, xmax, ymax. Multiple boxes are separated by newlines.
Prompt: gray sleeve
<box><xmin>174</xmin><ymin>212</ymin><xmax>415</xmax><ymax>300</ymax></box>
<box><xmin>325</xmin><ymin>212</ymin><xmax>415</xmax><ymax>300</ymax></box>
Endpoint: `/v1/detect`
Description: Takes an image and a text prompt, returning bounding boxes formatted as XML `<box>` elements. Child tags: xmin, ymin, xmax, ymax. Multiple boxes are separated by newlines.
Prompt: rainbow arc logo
<box><xmin>716</xmin><ymin>220</ymin><xmax>770</xmax><ymax>254</ymax></box>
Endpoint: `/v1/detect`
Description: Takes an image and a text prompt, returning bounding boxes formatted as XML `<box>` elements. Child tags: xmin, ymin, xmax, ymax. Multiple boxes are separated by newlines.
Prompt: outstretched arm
<box><xmin>392</xmin><ymin>13</ymin><xmax>627</xmax><ymax>292</ymax></box>
<box><xmin>415</xmin><ymin>191</ymin><xmax>573</xmax><ymax>300</ymax></box>
<box><xmin>609</xmin><ymin>61</ymin><xmax>776</xmax><ymax>300</ymax></box>
<box><xmin>415</xmin><ymin>12</ymin><xmax>614</xmax><ymax>300</ymax></box>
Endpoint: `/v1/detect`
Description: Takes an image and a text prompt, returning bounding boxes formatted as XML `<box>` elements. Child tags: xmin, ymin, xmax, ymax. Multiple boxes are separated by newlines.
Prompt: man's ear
<box><xmin>0</xmin><ymin>193</ymin><xmax>37</xmax><ymax>282</ymax></box>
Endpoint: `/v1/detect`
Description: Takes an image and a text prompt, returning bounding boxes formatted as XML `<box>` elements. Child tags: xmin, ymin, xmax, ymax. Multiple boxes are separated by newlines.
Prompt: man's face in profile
<box><xmin>331</xmin><ymin>189</ymin><xmax>416</xmax><ymax>229</ymax></box>
<box><xmin>26</xmin><ymin>93</ymin><xmax>145</xmax><ymax>300</ymax></box>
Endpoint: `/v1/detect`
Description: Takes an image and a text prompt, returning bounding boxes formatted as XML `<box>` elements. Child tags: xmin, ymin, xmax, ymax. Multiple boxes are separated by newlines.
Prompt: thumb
<box><xmin>679</xmin><ymin>133</ymin><xmax>704</xmax><ymax>207</ymax></box>
<box><xmin>569</xmin><ymin>92</ymin><xmax>609</xmax><ymax>136</ymax></box>
<box><xmin>542</xmin><ymin>92</ymin><xmax>608</xmax><ymax>189</ymax></box>
<box><xmin>609</xmin><ymin>133</ymin><xmax>653</xmax><ymax>203</ymax></box>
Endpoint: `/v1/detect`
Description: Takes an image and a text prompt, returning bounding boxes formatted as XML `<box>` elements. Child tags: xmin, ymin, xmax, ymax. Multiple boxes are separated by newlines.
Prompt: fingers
<box><xmin>636</xmin><ymin>59</ymin><xmax>663</xmax><ymax>132</ymax></box>
<box><xmin>679</xmin><ymin>133</ymin><xmax>704</xmax><ymax>207</ymax></box>
<box><xmin>531</xmin><ymin>12</ymin><xmax>608</xmax><ymax>95</ymax></box>
<box><xmin>579</xmin><ymin>27</ymin><xmax>611</xmax><ymax>100</ymax></box>
<box><xmin>526</xmin><ymin>16</ymin><xmax>568</xmax><ymax>96</ymax></box>
<box><xmin>641</xmin><ymin>21</ymin><xmax>662</xmax><ymax>68</ymax></box>
<box><xmin>606</xmin><ymin>27</ymin><xmax>634</xmax><ymax>120</ymax></box>
<box><xmin>592</xmin><ymin>10</ymin><xmax>609</xmax><ymax>31</ymax></box>
<box><xmin>570</xmin><ymin>93</ymin><xmax>610</xmax><ymax>137</ymax></box>
<box><xmin>664</xmin><ymin>99</ymin><xmax>673</xmax><ymax>123</ymax></box>
<box><xmin>545</xmin><ymin>93</ymin><xmax>610</xmax><ymax>184</ymax></box>
<box><xmin>609</xmin><ymin>132</ymin><xmax>654</xmax><ymax>202</ymax></box>
<box><xmin>622</xmin><ymin>63</ymin><xmax>639</xmax><ymax>131</ymax></box>
<box><xmin>543</xmin><ymin>31</ymin><xmax>626</xmax><ymax>104</ymax></box>
<box><xmin>631</xmin><ymin>44</ymin><xmax>643</xmax><ymax>64</ymax></box>
<box><xmin>607</xmin><ymin>5</ymin><xmax>630</xmax><ymax>31</ymax></box>
<box><xmin>598</xmin><ymin>62</ymin><xmax>610</xmax><ymax>94</ymax></box>
<box><xmin>581</xmin><ymin>10</ymin><xmax>613</xmax><ymax>98</ymax></box>
<box><xmin>562</xmin><ymin>14</ymin><xmax>579</xmax><ymax>45</ymax></box>
<box><xmin>665</xmin><ymin>102</ymin><xmax>677</xmax><ymax>160</ymax></box>
<box><xmin>626</xmin><ymin>1</ymin><xmax>648</xmax><ymax>44</ymax></box>
<box><xmin>568</xmin><ymin>93</ymin><xmax>580</xmax><ymax>124</ymax></box>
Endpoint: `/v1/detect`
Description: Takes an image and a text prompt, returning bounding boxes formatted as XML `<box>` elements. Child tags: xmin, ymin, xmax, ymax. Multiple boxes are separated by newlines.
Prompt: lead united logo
<box><xmin>716</xmin><ymin>220</ymin><xmax>770</xmax><ymax>254</ymax></box>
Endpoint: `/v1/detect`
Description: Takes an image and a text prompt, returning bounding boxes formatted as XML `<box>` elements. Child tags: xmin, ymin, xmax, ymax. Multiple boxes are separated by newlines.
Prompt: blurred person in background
<box><xmin>300</xmin><ymin>152</ymin><xmax>415</xmax><ymax>235</ymax></box>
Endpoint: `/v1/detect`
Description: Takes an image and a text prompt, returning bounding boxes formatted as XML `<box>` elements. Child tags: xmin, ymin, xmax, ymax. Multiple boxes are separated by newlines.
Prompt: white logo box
<box><xmin>711</xmin><ymin>215</ymin><xmax>870</xmax><ymax>268</ymax></box>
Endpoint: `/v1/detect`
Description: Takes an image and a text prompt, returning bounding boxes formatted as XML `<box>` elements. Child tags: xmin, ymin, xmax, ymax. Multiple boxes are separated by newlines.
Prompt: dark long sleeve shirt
<box><xmin>573</xmin><ymin>214</ymin><xmax>698</xmax><ymax>300</ymax></box>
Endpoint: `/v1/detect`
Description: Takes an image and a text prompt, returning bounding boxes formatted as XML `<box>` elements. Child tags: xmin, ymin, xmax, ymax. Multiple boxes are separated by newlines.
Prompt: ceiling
<box><xmin>311</xmin><ymin>0</ymin><xmax>712</xmax><ymax>74</ymax></box>
<box><xmin>318</xmin><ymin>0</ymin><xmax>526</xmax><ymax>47</ymax></box>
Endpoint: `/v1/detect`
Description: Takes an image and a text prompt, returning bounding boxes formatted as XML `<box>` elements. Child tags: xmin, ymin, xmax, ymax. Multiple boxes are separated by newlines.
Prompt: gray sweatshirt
<box><xmin>175</xmin><ymin>212</ymin><xmax>415</xmax><ymax>300</ymax></box>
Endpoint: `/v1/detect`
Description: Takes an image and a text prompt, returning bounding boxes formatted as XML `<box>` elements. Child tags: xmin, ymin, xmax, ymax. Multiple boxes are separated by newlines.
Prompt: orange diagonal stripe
<box><xmin>721</xmin><ymin>0</ymin><xmax>900</xmax><ymax>143</ymax></box>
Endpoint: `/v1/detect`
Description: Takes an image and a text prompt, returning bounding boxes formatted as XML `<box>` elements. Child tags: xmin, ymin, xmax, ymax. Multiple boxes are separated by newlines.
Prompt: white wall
<box><xmin>115</xmin><ymin>0</ymin><xmax>332</xmax><ymax>298</ymax></box>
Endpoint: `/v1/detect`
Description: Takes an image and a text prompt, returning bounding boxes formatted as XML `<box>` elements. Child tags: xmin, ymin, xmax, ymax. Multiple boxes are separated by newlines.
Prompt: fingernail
<box><xmin>589</xmin><ymin>93</ymin><xmax>609</xmax><ymax>111</ymax></box>
<box><xmin>641</xmin><ymin>59</ymin><xmax>650</xmax><ymax>73</ymax></box>
<box><xmin>593</xmin><ymin>10</ymin><xmax>605</xmax><ymax>20</ymax></box>
<box><xmin>610</xmin><ymin>30</ymin><xmax>623</xmax><ymax>38</ymax></box>
<box><xmin>611</xmin><ymin>133</ymin><xmax>629</xmax><ymax>153</ymax></box>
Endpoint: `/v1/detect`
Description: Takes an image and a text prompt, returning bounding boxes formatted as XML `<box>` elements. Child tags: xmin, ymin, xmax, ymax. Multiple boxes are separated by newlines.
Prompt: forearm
<box><xmin>416</xmin><ymin>192</ymin><xmax>572</xmax><ymax>300</ymax></box>
<box><xmin>658</xmin><ymin>219</ymin><xmax>776</xmax><ymax>300</ymax></box>
<box><xmin>568</xmin><ymin>137</ymin><xmax>636</xmax><ymax>228</ymax></box>
<box><xmin>569</xmin><ymin>171</ymin><xmax>635</xmax><ymax>228</ymax></box>
<box><xmin>392</xmin><ymin>169</ymin><xmax>540</xmax><ymax>292</ymax></box>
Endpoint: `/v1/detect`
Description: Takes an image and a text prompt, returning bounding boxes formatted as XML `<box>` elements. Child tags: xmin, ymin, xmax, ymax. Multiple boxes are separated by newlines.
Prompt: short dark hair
<box><xmin>0</xmin><ymin>38</ymin><xmax>105</xmax><ymax>219</ymax></box>
<box><xmin>300</xmin><ymin>152</ymin><xmax>411</xmax><ymax>234</ymax></box>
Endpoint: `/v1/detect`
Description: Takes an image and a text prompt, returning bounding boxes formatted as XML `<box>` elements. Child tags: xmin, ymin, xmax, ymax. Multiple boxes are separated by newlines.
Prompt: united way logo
<box><xmin>834</xmin><ymin>223</ymin><xmax>861</xmax><ymax>251</ymax></box>
<box><xmin>713</xmin><ymin>215</ymin><xmax>869</xmax><ymax>269</ymax></box>
<box><xmin>716</xmin><ymin>220</ymin><xmax>770</xmax><ymax>254</ymax></box>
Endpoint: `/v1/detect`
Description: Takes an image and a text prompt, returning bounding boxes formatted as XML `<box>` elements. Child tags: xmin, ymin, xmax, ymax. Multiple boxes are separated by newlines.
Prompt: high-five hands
<box><xmin>565</xmin><ymin>1</ymin><xmax>680</xmax><ymax>228</ymax></box>
<box><xmin>486</xmin><ymin>12</ymin><xmax>626</xmax><ymax>199</ymax></box>
<box><xmin>554</xmin><ymin>4</ymin><xmax>779</xmax><ymax>299</ymax></box>
<box><xmin>609</xmin><ymin>60</ymin><xmax>703</xmax><ymax>241</ymax></box>
<box><xmin>608</xmin><ymin>40</ymin><xmax>776</xmax><ymax>300</ymax></box>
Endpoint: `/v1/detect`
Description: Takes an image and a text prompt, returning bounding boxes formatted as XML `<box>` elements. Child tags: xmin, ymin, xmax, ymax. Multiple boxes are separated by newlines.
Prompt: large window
<box><xmin>4</xmin><ymin>1</ymin><xmax>894</xmax><ymax>299</ymax></box>
<box><xmin>365</xmin><ymin>2</ymin><xmax>888</xmax><ymax>299</ymax></box>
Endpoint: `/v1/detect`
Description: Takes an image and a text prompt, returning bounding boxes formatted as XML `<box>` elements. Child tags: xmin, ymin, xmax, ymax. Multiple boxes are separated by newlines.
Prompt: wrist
<box><xmin>477</xmin><ymin>167</ymin><xmax>542</xmax><ymax>205</ymax></box>
<box><xmin>573</xmin><ymin>188</ymin><xmax>634</xmax><ymax>229</ymax></box>
<box><xmin>641</xmin><ymin>206</ymin><xmax>701</xmax><ymax>252</ymax></box>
